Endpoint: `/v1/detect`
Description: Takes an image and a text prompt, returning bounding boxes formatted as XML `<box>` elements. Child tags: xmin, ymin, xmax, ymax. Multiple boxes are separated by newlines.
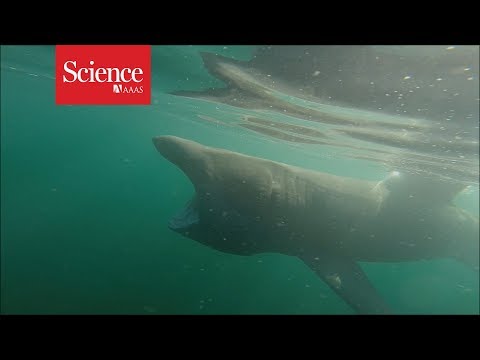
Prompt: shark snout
<box><xmin>152</xmin><ymin>135</ymin><xmax>210</xmax><ymax>186</ymax></box>
<box><xmin>153</xmin><ymin>135</ymin><xmax>193</xmax><ymax>182</ymax></box>
<box><xmin>152</xmin><ymin>135</ymin><xmax>177</xmax><ymax>157</ymax></box>
<box><xmin>152</xmin><ymin>135</ymin><xmax>192</xmax><ymax>166</ymax></box>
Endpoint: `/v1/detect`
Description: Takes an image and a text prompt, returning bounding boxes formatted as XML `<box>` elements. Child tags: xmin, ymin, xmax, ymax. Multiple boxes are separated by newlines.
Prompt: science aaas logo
<box><xmin>56</xmin><ymin>45</ymin><xmax>151</xmax><ymax>105</ymax></box>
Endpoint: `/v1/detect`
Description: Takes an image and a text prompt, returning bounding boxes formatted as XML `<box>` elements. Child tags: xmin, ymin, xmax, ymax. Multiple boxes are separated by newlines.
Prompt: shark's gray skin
<box><xmin>152</xmin><ymin>135</ymin><xmax>479</xmax><ymax>314</ymax></box>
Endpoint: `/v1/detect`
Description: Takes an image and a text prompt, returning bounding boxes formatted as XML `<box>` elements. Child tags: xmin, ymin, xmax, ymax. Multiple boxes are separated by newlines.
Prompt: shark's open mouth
<box><xmin>168</xmin><ymin>198</ymin><xmax>199</xmax><ymax>231</ymax></box>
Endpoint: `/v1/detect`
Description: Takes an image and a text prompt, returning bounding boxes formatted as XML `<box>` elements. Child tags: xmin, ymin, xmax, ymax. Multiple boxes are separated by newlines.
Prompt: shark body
<box><xmin>153</xmin><ymin>135</ymin><xmax>479</xmax><ymax>314</ymax></box>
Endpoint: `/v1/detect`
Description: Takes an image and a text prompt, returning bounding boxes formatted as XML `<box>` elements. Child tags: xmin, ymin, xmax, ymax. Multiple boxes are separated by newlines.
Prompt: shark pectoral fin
<box><xmin>300</xmin><ymin>253</ymin><xmax>392</xmax><ymax>314</ymax></box>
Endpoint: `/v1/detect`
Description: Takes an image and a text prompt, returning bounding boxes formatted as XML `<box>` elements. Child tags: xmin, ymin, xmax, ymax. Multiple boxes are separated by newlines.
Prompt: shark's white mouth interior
<box><xmin>168</xmin><ymin>197</ymin><xmax>199</xmax><ymax>230</ymax></box>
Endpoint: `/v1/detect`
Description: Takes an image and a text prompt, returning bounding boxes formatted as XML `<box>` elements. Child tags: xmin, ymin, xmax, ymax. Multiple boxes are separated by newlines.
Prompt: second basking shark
<box><xmin>171</xmin><ymin>46</ymin><xmax>479</xmax><ymax>186</ymax></box>
<box><xmin>153</xmin><ymin>135</ymin><xmax>479</xmax><ymax>314</ymax></box>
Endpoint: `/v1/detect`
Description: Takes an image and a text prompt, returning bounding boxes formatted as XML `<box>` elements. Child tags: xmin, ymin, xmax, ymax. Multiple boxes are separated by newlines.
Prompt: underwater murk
<box><xmin>1</xmin><ymin>45</ymin><xmax>478</xmax><ymax>314</ymax></box>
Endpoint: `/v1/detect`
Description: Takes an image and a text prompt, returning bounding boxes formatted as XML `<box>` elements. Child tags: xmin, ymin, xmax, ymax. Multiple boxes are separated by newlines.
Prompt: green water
<box><xmin>1</xmin><ymin>45</ymin><xmax>478</xmax><ymax>314</ymax></box>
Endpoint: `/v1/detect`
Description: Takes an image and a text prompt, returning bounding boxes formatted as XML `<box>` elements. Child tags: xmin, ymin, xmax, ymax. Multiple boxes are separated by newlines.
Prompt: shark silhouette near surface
<box><xmin>174</xmin><ymin>46</ymin><xmax>479</xmax><ymax>127</ymax></box>
<box><xmin>153</xmin><ymin>135</ymin><xmax>479</xmax><ymax>314</ymax></box>
<box><xmin>171</xmin><ymin>46</ymin><xmax>479</xmax><ymax>187</ymax></box>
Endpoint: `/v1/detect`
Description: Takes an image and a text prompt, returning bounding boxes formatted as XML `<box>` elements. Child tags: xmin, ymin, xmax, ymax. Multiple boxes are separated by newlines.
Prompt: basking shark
<box><xmin>174</xmin><ymin>46</ymin><xmax>479</xmax><ymax>128</ymax></box>
<box><xmin>171</xmin><ymin>46</ymin><xmax>479</xmax><ymax>186</ymax></box>
<box><xmin>153</xmin><ymin>135</ymin><xmax>479</xmax><ymax>314</ymax></box>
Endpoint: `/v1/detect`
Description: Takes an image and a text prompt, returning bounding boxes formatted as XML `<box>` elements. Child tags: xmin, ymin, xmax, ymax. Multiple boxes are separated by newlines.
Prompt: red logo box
<box><xmin>56</xmin><ymin>45</ymin><xmax>151</xmax><ymax>105</ymax></box>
